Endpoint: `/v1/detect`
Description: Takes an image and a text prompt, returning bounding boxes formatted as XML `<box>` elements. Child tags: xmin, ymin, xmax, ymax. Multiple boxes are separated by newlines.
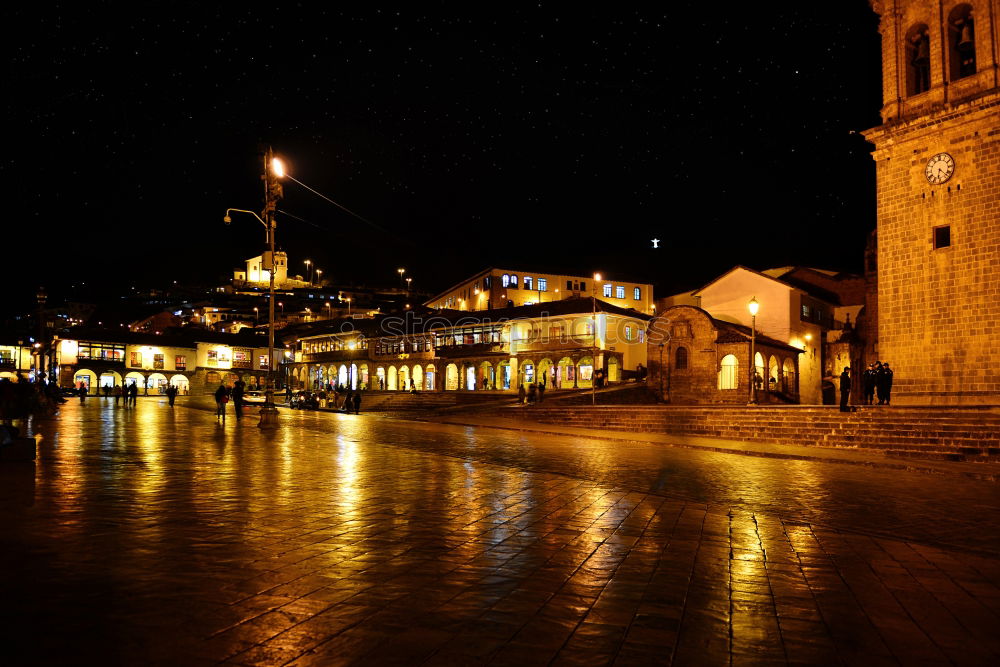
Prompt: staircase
<box><xmin>498</xmin><ymin>405</ymin><xmax>1000</xmax><ymax>463</ymax></box>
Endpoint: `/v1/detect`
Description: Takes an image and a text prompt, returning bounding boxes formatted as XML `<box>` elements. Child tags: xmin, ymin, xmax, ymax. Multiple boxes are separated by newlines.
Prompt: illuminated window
<box><xmin>510</xmin><ymin>274</ymin><xmax>518</xmax><ymax>289</ymax></box>
<box><xmin>625</xmin><ymin>325</ymin><xmax>633</xmax><ymax>341</ymax></box>
<box><xmin>638</xmin><ymin>329</ymin><xmax>645</xmax><ymax>343</ymax></box>
<box><xmin>634</xmin><ymin>287</ymin><xmax>641</xmax><ymax>300</ymax></box>
<box><xmin>502</xmin><ymin>274</ymin><xmax>510</xmax><ymax>288</ymax></box>
<box><xmin>801</xmin><ymin>304</ymin><xmax>811</xmax><ymax>320</ymax></box>
<box><xmin>615</xmin><ymin>286</ymin><xmax>625</xmax><ymax>299</ymax></box>
<box><xmin>175</xmin><ymin>355</ymin><xmax>186</xmax><ymax>370</ymax></box>
<box><xmin>130</xmin><ymin>351</ymin><xmax>142</xmax><ymax>368</ymax></box>
<box><xmin>603</xmin><ymin>284</ymin><xmax>613</xmax><ymax>298</ymax></box>
<box><xmin>718</xmin><ymin>354</ymin><xmax>738</xmax><ymax>390</ymax></box>
<box><xmin>523</xmin><ymin>276</ymin><xmax>532</xmax><ymax>290</ymax></box>
<box><xmin>934</xmin><ymin>225</ymin><xmax>951</xmax><ymax>249</ymax></box>
<box><xmin>538</xmin><ymin>278</ymin><xmax>547</xmax><ymax>291</ymax></box>
<box><xmin>153</xmin><ymin>354</ymin><xmax>164</xmax><ymax>370</ymax></box>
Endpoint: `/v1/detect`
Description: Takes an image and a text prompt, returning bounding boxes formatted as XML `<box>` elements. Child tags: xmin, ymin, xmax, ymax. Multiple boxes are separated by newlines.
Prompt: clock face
<box><xmin>925</xmin><ymin>152</ymin><xmax>955</xmax><ymax>185</ymax></box>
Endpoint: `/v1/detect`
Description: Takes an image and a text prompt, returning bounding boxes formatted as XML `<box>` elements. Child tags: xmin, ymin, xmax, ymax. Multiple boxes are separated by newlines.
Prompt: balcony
<box><xmin>514</xmin><ymin>335</ymin><xmax>595</xmax><ymax>353</ymax></box>
<box><xmin>434</xmin><ymin>341</ymin><xmax>508</xmax><ymax>358</ymax></box>
<box><xmin>299</xmin><ymin>348</ymin><xmax>369</xmax><ymax>363</ymax></box>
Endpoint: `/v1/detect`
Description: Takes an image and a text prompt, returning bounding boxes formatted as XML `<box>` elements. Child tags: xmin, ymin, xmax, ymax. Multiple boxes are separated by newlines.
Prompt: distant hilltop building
<box><xmin>864</xmin><ymin>0</ymin><xmax>1000</xmax><ymax>404</ymax></box>
<box><xmin>425</xmin><ymin>267</ymin><xmax>655</xmax><ymax>314</ymax></box>
<box><xmin>233</xmin><ymin>252</ymin><xmax>311</xmax><ymax>289</ymax></box>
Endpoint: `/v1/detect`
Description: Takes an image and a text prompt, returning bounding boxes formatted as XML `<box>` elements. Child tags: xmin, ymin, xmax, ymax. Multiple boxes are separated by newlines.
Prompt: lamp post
<box><xmin>397</xmin><ymin>267</ymin><xmax>405</xmax><ymax>287</ymax></box>
<box><xmin>592</xmin><ymin>273</ymin><xmax>601</xmax><ymax>405</ymax></box>
<box><xmin>304</xmin><ymin>260</ymin><xmax>312</xmax><ymax>286</ymax></box>
<box><xmin>344</xmin><ymin>297</ymin><xmax>352</xmax><ymax>316</ymax></box>
<box><xmin>748</xmin><ymin>296</ymin><xmax>759</xmax><ymax>406</ymax></box>
<box><xmin>36</xmin><ymin>286</ymin><xmax>47</xmax><ymax>380</ymax></box>
<box><xmin>325</xmin><ymin>302</ymin><xmax>332</xmax><ymax>319</ymax></box>
<box><xmin>278</xmin><ymin>301</ymin><xmax>284</xmax><ymax>315</ymax></box>
<box><xmin>658</xmin><ymin>341</ymin><xmax>665</xmax><ymax>401</ymax></box>
<box><xmin>406</xmin><ymin>277</ymin><xmax>412</xmax><ymax>293</ymax></box>
<box><xmin>315</xmin><ymin>268</ymin><xmax>322</xmax><ymax>286</ymax></box>
<box><xmin>253</xmin><ymin>306</ymin><xmax>259</xmax><ymax>323</ymax></box>
<box><xmin>223</xmin><ymin>147</ymin><xmax>284</xmax><ymax>428</ymax></box>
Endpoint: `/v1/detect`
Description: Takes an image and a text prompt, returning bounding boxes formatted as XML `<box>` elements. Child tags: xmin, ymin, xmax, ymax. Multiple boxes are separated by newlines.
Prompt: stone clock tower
<box><xmin>864</xmin><ymin>0</ymin><xmax>1000</xmax><ymax>405</ymax></box>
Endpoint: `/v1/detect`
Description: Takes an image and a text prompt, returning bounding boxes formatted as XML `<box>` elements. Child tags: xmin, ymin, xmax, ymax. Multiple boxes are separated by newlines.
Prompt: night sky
<box><xmin>4</xmin><ymin>3</ymin><xmax>883</xmax><ymax>315</ymax></box>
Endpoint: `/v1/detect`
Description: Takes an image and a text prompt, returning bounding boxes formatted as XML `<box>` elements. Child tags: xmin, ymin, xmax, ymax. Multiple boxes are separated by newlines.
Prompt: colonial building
<box><xmin>52</xmin><ymin>329</ymin><xmax>281</xmax><ymax>394</ymax></box>
<box><xmin>285</xmin><ymin>298</ymin><xmax>651</xmax><ymax>393</ymax></box>
<box><xmin>232</xmin><ymin>251</ymin><xmax>311</xmax><ymax>290</ymax></box>
<box><xmin>425</xmin><ymin>267</ymin><xmax>655</xmax><ymax>315</ymax></box>
<box><xmin>0</xmin><ymin>340</ymin><xmax>34</xmax><ymax>380</ymax></box>
<box><xmin>646</xmin><ymin>305</ymin><xmax>803</xmax><ymax>404</ymax></box>
<box><xmin>864</xmin><ymin>0</ymin><xmax>1000</xmax><ymax>404</ymax></box>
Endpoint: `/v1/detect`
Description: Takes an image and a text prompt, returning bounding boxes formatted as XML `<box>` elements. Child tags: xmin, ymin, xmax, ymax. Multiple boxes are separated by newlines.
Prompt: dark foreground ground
<box><xmin>2</xmin><ymin>398</ymin><xmax>999</xmax><ymax>665</ymax></box>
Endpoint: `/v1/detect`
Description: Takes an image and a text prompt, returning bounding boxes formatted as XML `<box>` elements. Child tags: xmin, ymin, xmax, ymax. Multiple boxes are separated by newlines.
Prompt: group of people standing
<box><xmin>214</xmin><ymin>380</ymin><xmax>246</xmax><ymax>421</ymax></box>
<box><xmin>517</xmin><ymin>381</ymin><xmax>546</xmax><ymax>404</ymax></box>
<box><xmin>839</xmin><ymin>361</ymin><xmax>894</xmax><ymax>412</ymax></box>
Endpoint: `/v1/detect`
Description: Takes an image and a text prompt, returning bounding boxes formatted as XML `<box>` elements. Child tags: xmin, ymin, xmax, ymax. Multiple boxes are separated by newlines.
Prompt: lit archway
<box><xmin>782</xmin><ymin>358</ymin><xmax>796</xmax><ymax>394</ymax></box>
<box><xmin>536</xmin><ymin>358</ymin><xmax>553</xmax><ymax>388</ymax></box>
<box><xmin>338</xmin><ymin>364</ymin><xmax>348</xmax><ymax>388</ymax></box>
<box><xmin>719</xmin><ymin>354</ymin><xmax>738</xmax><ymax>390</ymax></box>
<box><xmin>607</xmin><ymin>357</ymin><xmax>620</xmax><ymax>383</ymax></box>
<box><xmin>99</xmin><ymin>370</ymin><xmax>123</xmax><ymax>390</ymax></box>
<box><xmin>424</xmin><ymin>364</ymin><xmax>436</xmax><ymax>390</ymax></box>
<box><xmin>170</xmin><ymin>374</ymin><xmax>190</xmax><ymax>395</ymax></box>
<box><xmin>477</xmin><ymin>361</ymin><xmax>494</xmax><ymax>390</ymax></box>
<box><xmin>399</xmin><ymin>365</ymin><xmax>410</xmax><ymax>391</ymax></box>
<box><xmin>412</xmin><ymin>364</ymin><xmax>423</xmax><ymax>390</ymax></box>
<box><xmin>125</xmin><ymin>371</ymin><xmax>146</xmax><ymax>392</ymax></box>
<box><xmin>768</xmin><ymin>355</ymin><xmax>779</xmax><ymax>393</ymax></box>
<box><xmin>445</xmin><ymin>363</ymin><xmax>459</xmax><ymax>391</ymax></box>
<box><xmin>465</xmin><ymin>364</ymin><xmax>476</xmax><ymax>391</ymax></box>
<box><xmin>577</xmin><ymin>357</ymin><xmax>594</xmax><ymax>388</ymax></box>
<box><xmin>358</xmin><ymin>363</ymin><xmax>370</xmax><ymax>389</ymax></box>
<box><xmin>349</xmin><ymin>364</ymin><xmax>358</xmax><ymax>390</ymax></box>
<box><xmin>388</xmin><ymin>366</ymin><xmax>398</xmax><ymax>391</ymax></box>
<box><xmin>519</xmin><ymin>359</ymin><xmax>535</xmax><ymax>388</ymax></box>
<box><xmin>147</xmin><ymin>373</ymin><xmax>168</xmax><ymax>393</ymax></box>
<box><xmin>74</xmin><ymin>369</ymin><xmax>97</xmax><ymax>393</ymax></box>
<box><xmin>376</xmin><ymin>366</ymin><xmax>386</xmax><ymax>390</ymax></box>
<box><xmin>497</xmin><ymin>360</ymin><xmax>511</xmax><ymax>390</ymax></box>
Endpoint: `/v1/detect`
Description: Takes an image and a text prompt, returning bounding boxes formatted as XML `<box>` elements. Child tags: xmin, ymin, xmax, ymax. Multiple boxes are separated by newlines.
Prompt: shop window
<box><xmin>934</xmin><ymin>225</ymin><xmax>951</xmax><ymax>249</ymax></box>
<box><xmin>675</xmin><ymin>347</ymin><xmax>688</xmax><ymax>370</ymax></box>
<box><xmin>538</xmin><ymin>278</ymin><xmax>547</xmax><ymax>291</ymax></box>
<box><xmin>634</xmin><ymin>287</ymin><xmax>641</xmax><ymax>300</ymax></box>
<box><xmin>603</xmin><ymin>284</ymin><xmax>613</xmax><ymax>298</ymax></box>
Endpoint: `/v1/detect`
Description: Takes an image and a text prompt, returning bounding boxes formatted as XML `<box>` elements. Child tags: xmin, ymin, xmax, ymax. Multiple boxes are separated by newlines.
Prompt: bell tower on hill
<box><xmin>863</xmin><ymin>0</ymin><xmax>1000</xmax><ymax>405</ymax></box>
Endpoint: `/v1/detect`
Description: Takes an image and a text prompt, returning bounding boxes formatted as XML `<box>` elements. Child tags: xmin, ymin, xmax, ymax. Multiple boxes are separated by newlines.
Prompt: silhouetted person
<box><xmin>215</xmin><ymin>384</ymin><xmax>229</xmax><ymax>421</ymax></box>
<box><xmin>537</xmin><ymin>382</ymin><xmax>545</xmax><ymax>403</ymax></box>
<box><xmin>165</xmin><ymin>384</ymin><xmax>177</xmax><ymax>407</ymax></box>
<box><xmin>878</xmin><ymin>362</ymin><xmax>894</xmax><ymax>405</ymax></box>
<box><xmin>863</xmin><ymin>364</ymin><xmax>877</xmax><ymax>405</ymax></box>
<box><xmin>78</xmin><ymin>383</ymin><xmax>87</xmax><ymax>403</ymax></box>
<box><xmin>517</xmin><ymin>383</ymin><xmax>526</xmax><ymax>404</ymax></box>
<box><xmin>128</xmin><ymin>381</ymin><xmax>138</xmax><ymax>407</ymax></box>
<box><xmin>839</xmin><ymin>367</ymin><xmax>851</xmax><ymax>412</ymax></box>
<box><xmin>231</xmin><ymin>380</ymin><xmax>245</xmax><ymax>420</ymax></box>
<box><xmin>352</xmin><ymin>391</ymin><xmax>361</xmax><ymax>414</ymax></box>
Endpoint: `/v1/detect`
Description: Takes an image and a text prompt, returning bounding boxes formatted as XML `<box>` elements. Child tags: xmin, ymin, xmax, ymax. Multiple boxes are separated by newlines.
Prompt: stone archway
<box><xmin>412</xmin><ymin>364</ymin><xmax>424</xmax><ymax>391</ymax></box>
<box><xmin>424</xmin><ymin>364</ymin><xmax>436</xmax><ymax>391</ymax></box>
<box><xmin>170</xmin><ymin>374</ymin><xmax>190</xmax><ymax>395</ymax></box>
<box><xmin>537</xmin><ymin>358</ymin><xmax>554</xmax><ymax>388</ymax></box>
<box><xmin>556</xmin><ymin>357</ymin><xmax>575</xmax><ymax>389</ymax></box>
<box><xmin>445</xmin><ymin>363</ymin><xmax>459</xmax><ymax>391</ymax></box>
<box><xmin>577</xmin><ymin>357</ymin><xmax>594</xmax><ymax>388</ymax></box>
<box><xmin>147</xmin><ymin>373</ymin><xmax>168</xmax><ymax>394</ymax></box>
<box><xmin>399</xmin><ymin>365</ymin><xmax>410</xmax><ymax>391</ymax></box>
<box><xmin>74</xmin><ymin>369</ymin><xmax>98</xmax><ymax>393</ymax></box>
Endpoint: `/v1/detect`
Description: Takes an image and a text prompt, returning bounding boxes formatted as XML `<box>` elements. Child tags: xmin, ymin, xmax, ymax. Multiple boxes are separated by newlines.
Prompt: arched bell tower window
<box><xmin>906</xmin><ymin>24</ymin><xmax>931</xmax><ymax>96</ymax></box>
<box><xmin>948</xmin><ymin>5</ymin><xmax>976</xmax><ymax>80</ymax></box>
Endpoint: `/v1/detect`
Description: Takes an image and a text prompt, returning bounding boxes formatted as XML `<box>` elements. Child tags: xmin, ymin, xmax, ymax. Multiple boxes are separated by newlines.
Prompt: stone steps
<box><xmin>497</xmin><ymin>405</ymin><xmax>1000</xmax><ymax>463</ymax></box>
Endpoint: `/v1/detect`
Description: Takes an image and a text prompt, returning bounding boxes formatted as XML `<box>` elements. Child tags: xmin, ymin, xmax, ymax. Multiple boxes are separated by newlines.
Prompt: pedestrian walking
<box><xmin>527</xmin><ymin>383</ymin><xmax>537</xmax><ymax>404</ymax></box>
<box><xmin>879</xmin><ymin>362</ymin><xmax>894</xmax><ymax>405</ymax></box>
<box><xmin>78</xmin><ymin>383</ymin><xmax>87</xmax><ymax>403</ymax></box>
<box><xmin>517</xmin><ymin>383</ymin><xmax>526</xmax><ymax>405</ymax></box>
<box><xmin>215</xmin><ymin>383</ymin><xmax>229</xmax><ymax>421</ymax></box>
<box><xmin>113</xmin><ymin>384</ymin><xmax>122</xmax><ymax>406</ymax></box>
<box><xmin>839</xmin><ymin>366</ymin><xmax>851</xmax><ymax>412</ymax></box>
<box><xmin>352</xmin><ymin>390</ymin><xmax>361</xmax><ymax>414</ymax></box>
<box><xmin>128</xmin><ymin>381</ymin><xmax>139</xmax><ymax>407</ymax></box>
<box><xmin>537</xmin><ymin>381</ymin><xmax>545</xmax><ymax>403</ymax></box>
<box><xmin>165</xmin><ymin>384</ymin><xmax>177</xmax><ymax>407</ymax></box>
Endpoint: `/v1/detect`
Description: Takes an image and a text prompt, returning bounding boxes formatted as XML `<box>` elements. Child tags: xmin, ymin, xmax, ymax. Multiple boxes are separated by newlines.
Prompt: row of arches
<box><xmin>906</xmin><ymin>4</ymin><xmax>977</xmax><ymax>96</ymax></box>
<box><xmin>292</xmin><ymin>355</ymin><xmax>623</xmax><ymax>392</ymax></box>
<box><xmin>717</xmin><ymin>353</ymin><xmax>797</xmax><ymax>394</ymax></box>
<box><xmin>72</xmin><ymin>369</ymin><xmax>192</xmax><ymax>395</ymax></box>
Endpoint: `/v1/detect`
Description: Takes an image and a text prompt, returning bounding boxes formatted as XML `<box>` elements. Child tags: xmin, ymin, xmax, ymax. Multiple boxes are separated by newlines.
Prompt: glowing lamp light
<box><xmin>271</xmin><ymin>157</ymin><xmax>285</xmax><ymax>178</ymax></box>
<box><xmin>748</xmin><ymin>297</ymin><xmax>760</xmax><ymax>317</ymax></box>
<box><xmin>594</xmin><ymin>273</ymin><xmax>602</xmax><ymax>281</ymax></box>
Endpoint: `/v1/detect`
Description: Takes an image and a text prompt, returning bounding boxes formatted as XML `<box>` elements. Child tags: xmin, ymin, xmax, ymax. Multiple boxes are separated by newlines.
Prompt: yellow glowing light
<box><xmin>594</xmin><ymin>273</ymin><xmax>601</xmax><ymax>281</ymax></box>
<box><xmin>748</xmin><ymin>297</ymin><xmax>760</xmax><ymax>317</ymax></box>
<box><xmin>271</xmin><ymin>157</ymin><xmax>285</xmax><ymax>178</ymax></box>
<box><xmin>804</xmin><ymin>333</ymin><xmax>812</xmax><ymax>341</ymax></box>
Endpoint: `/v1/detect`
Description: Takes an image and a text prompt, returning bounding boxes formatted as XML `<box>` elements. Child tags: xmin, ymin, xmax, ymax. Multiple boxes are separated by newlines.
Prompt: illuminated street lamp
<box><xmin>278</xmin><ymin>301</ymin><xmax>284</xmax><ymax>314</ymax></box>
<box><xmin>223</xmin><ymin>147</ymin><xmax>284</xmax><ymax>428</ymax></box>
<box><xmin>315</xmin><ymin>268</ymin><xmax>323</xmax><ymax>285</ymax></box>
<box><xmin>344</xmin><ymin>297</ymin><xmax>352</xmax><ymax>316</ymax></box>
<box><xmin>253</xmin><ymin>306</ymin><xmax>259</xmax><ymax>323</ymax></box>
<box><xmin>748</xmin><ymin>296</ymin><xmax>760</xmax><ymax>405</ymax></box>
<box><xmin>325</xmin><ymin>301</ymin><xmax>332</xmax><ymax>319</ymax></box>
<box><xmin>592</xmin><ymin>273</ymin><xmax>601</xmax><ymax>405</ymax></box>
<box><xmin>406</xmin><ymin>277</ymin><xmax>412</xmax><ymax>292</ymax></box>
<box><xmin>397</xmin><ymin>267</ymin><xmax>405</xmax><ymax>286</ymax></box>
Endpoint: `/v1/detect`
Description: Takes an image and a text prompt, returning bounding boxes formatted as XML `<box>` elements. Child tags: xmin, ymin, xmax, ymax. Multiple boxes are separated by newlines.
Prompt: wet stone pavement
<box><xmin>1</xmin><ymin>399</ymin><xmax>999</xmax><ymax>665</ymax></box>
